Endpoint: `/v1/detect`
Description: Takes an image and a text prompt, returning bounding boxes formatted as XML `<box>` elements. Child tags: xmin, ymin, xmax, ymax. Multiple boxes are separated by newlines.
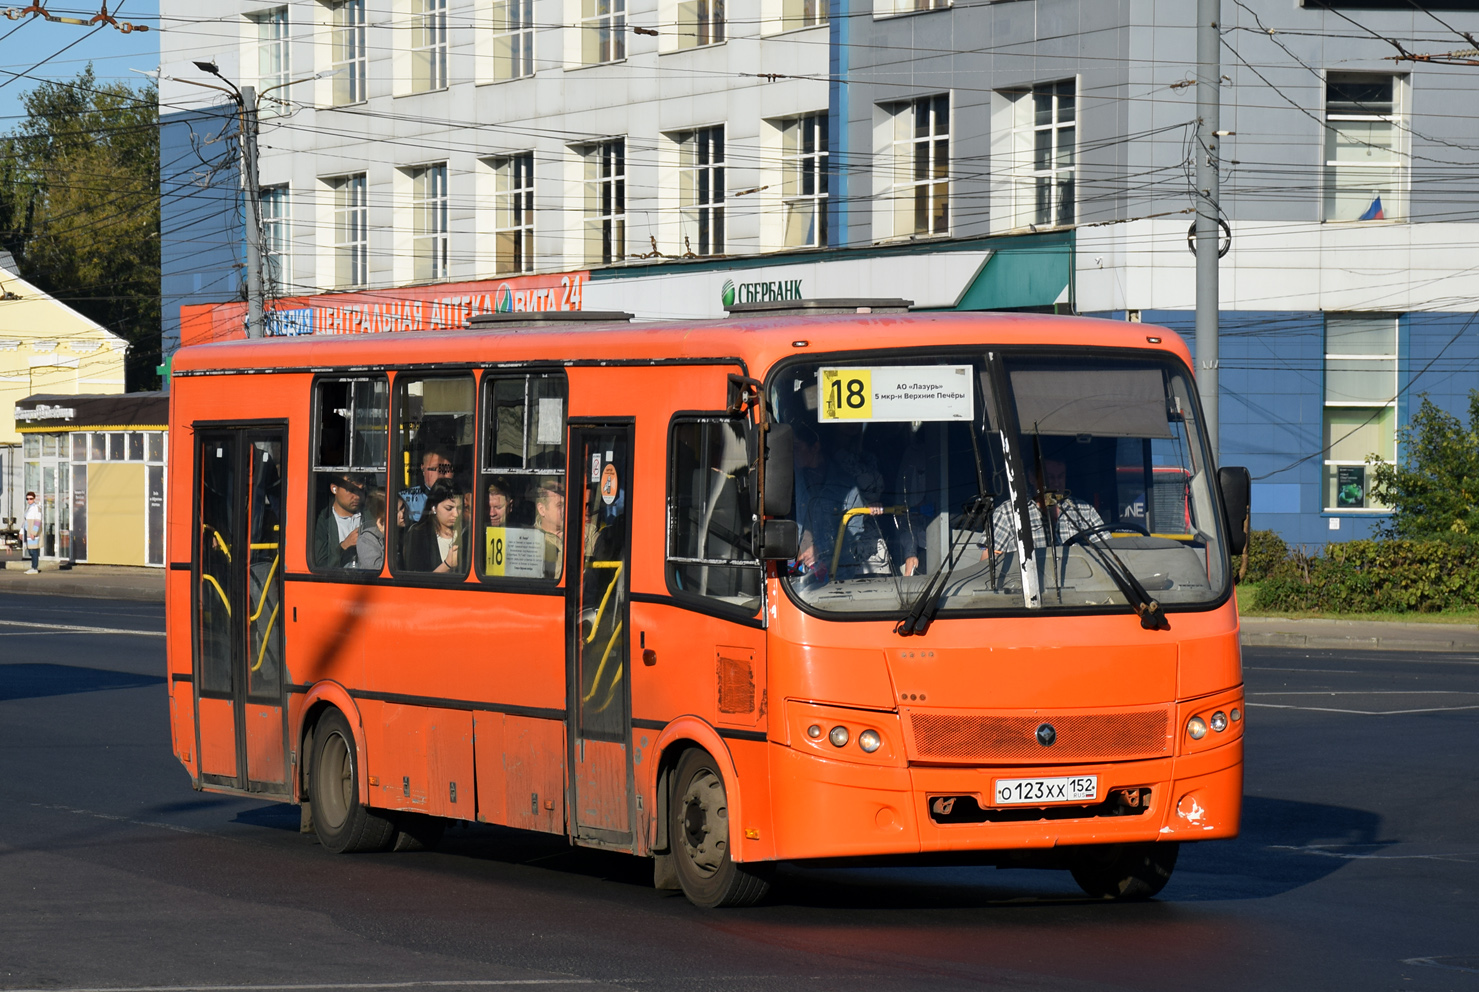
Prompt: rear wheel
<box><xmin>309</xmin><ymin>709</ymin><xmax>397</xmax><ymax>853</ymax></box>
<box><xmin>1069</xmin><ymin>842</ymin><xmax>1179</xmax><ymax>900</ymax></box>
<box><xmin>669</xmin><ymin>748</ymin><xmax>772</xmax><ymax>908</ymax></box>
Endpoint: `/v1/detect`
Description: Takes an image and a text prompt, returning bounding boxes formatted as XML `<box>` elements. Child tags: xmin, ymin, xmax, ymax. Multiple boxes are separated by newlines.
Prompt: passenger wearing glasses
<box><xmin>23</xmin><ymin>491</ymin><xmax>42</xmax><ymax>574</ymax></box>
<box><xmin>400</xmin><ymin>447</ymin><xmax>456</xmax><ymax>524</ymax></box>
<box><xmin>403</xmin><ymin>481</ymin><xmax>467</xmax><ymax>574</ymax></box>
<box><xmin>313</xmin><ymin>472</ymin><xmax>363</xmax><ymax>569</ymax></box>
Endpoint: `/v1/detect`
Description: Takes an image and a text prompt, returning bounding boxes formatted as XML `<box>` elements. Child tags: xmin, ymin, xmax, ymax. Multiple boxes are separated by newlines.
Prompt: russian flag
<box><xmin>1358</xmin><ymin>196</ymin><xmax>1385</xmax><ymax>221</ymax></box>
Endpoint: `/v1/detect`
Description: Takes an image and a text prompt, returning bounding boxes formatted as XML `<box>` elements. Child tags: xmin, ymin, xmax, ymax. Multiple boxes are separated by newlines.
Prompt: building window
<box><xmin>1324</xmin><ymin>73</ymin><xmax>1405</xmax><ymax>222</ymax></box>
<box><xmin>251</xmin><ymin>7</ymin><xmax>290</xmax><ymax>113</ymax></box>
<box><xmin>582</xmin><ymin>0</ymin><xmax>626</xmax><ymax>64</ymax></box>
<box><xmin>331</xmin><ymin>173</ymin><xmax>368</xmax><ymax>289</ymax></box>
<box><xmin>412</xmin><ymin>164</ymin><xmax>449</xmax><ymax>282</ymax></box>
<box><xmin>876</xmin><ymin>0</ymin><xmax>946</xmax><ymax>15</ymax></box>
<box><xmin>1323</xmin><ymin>314</ymin><xmax>1398</xmax><ymax>511</ymax></box>
<box><xmin>261</xmin><ymin>185</ymin><xmax>290</xmax><ymax>294</ymax></box>
<box><xmin>675</xmin><ymin>126</ymin><xmax>724</xmax><ymax>256</ymax></box>
<box><xmin>884</xmin><ymin>94</ymin><xmax>948</xmax><ymax>238</ymax></box>
<box><xmin>492</xmin><ymin>0</ymin><xmax>535</xmax><ymax>79</ymax></box>
<box><xmin>330</xmin><ymin>0</ymin><xmax>367</xmax><ymax>105</ymax></box>
<box><xmin>583</xmin><ymin>140</ymin><xmax>625</xmax><ymax>265</ymax></box>
<box><xmin>781</xmin><ymin>0</ymin><xmax>826</xmax><ymax>30</ymax></box>
<box><xmin>677</xmin><ymin>0</ymin><xmax>724</xmax><ymax>48</ymax></box>
<box><xmin>1002</xmin><ymin>79</ymin><xmax>1076</xmax><ymax>229</ymax></box>
<box><xmin>494</xmin><ymin>153</ymin><xmax>534</xmax><ymax>274</ymax></box>
<box><xmin>781</xmin><ymin>113</ymin><xmax>828</xmax><ymax>247</ymax></box>
<box><xmin>412</xmin><ymin>0</ymin><xmax>448</xmax><ymax>92</ymax></box>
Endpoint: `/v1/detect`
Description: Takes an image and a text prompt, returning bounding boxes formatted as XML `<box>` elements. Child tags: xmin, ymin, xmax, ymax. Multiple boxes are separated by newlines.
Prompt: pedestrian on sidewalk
<box><xmin>23</xmin><ymin>491</ymin><xmax>42</xmax><ymax>574</ymax></box>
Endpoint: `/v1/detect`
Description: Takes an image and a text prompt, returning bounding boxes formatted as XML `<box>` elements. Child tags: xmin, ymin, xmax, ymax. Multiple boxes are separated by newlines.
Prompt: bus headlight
<box><xmin>1210</xmin><ymin>710</ymin><xmax>1228</xmax><ymax>732</ymax></box>
<box><xmin>828</xmin><ymin>726</ymin><xmax>850</xmax><ymax>747</ymax></box>
<box><xmin>807</xmin><ymin>724</ymin><xmax>824</xmax><ymax>739</ymax></box>
<box><xmin>858</xmin><ymin>730</ymin><xmax>882</xmax><ymax>753</ymax></box>
<box><xmin>1187</xmin><ymin>716</ymin><xmax>1208</xmax><ymax>741</ymax></box>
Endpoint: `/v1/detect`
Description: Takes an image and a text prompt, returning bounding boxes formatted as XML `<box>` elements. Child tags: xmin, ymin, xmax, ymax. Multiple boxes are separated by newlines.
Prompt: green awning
<box><xmin>953</xmin><ymin>238</ymin><xmax>1072</xmax><ymax>311</ymax></box>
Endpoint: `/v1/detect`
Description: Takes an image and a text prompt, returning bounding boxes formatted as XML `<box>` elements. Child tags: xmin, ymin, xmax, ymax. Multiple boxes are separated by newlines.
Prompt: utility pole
<box><xmin>240</xmin><ymin>85</ymin><xmax>265</xmax><ymax>340</ymax></box>
<box><xmin>1195</xmin><ymin>0</ymin><xmax>1221</xmax><ymax>463</ymax></box>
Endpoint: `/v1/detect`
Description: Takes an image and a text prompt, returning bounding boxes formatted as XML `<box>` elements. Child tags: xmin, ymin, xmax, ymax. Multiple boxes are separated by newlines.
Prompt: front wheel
<box><xmin>309</xmin><ymin>709</ymin><xmax>397</xmax><ymax>853</ymax></box>
<box><xmin>669</xmin><ymin>749</ymin><xmax>772</xmax><ymax>908</ymax></box>
<box><xmin>1069</xmin><ymin>841</ymin><xmax>1179</xmax><ymax>900</ymax></box>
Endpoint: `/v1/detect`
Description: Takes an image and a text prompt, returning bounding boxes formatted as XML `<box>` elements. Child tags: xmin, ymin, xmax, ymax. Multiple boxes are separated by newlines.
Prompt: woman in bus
<box><xmin>402</xmin><ymin>481</ymin><xmax>467</xmax><ymax>574</ymax></box>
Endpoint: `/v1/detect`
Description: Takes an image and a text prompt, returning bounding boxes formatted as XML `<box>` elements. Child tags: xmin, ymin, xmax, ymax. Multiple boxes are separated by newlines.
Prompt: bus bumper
<box><xmin>765</xmin><ymin>738</ymin><xmax>1242</xmax><ymax>862</ymax></box>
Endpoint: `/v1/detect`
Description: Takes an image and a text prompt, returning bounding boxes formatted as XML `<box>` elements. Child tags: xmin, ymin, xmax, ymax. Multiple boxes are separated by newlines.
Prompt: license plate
<box><xmin>993</xmin><ymin>775</ymin><xmax>1098</xmax><ymax>806</ymax></box>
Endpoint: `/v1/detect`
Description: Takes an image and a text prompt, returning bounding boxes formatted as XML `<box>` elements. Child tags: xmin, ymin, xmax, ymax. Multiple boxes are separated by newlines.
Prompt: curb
<box><xmin>1240</xmin><ymin>618</ymin><xmax>1479</xmax><ymax>654</ymax></box>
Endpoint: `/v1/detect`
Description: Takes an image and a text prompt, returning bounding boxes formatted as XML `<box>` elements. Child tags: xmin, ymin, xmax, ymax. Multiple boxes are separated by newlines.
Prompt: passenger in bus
<box><xmin>313</xmin><ymin>472</ymin><xmax>363</xmax><ymax>569</ymax></box>
<box><xmin>403</xmin><ymin>481</ymin><xmax>467</xmax><ymax>574</ymax></box>
<box><xmin>487</xmin><ymin>477</ymin><xmax>512</xmax><ymax>527</ymax></box>
<box><xmin>357</xmin><ymin>488</ymin><xmax>387</xmax><ymax>571</ymax></box>
<box><xmin>400</xmin><ymin>447</ymin><xmax>455</xmax><ymax>524</ymax></box>
<box><xmin>791</xmin><ymin>422</ymin><xmax>893</xmax><ymax>583</ymax></box>
<box><xmin>534</xmin><ymin>479</ymin><xmax>564</xmax><ymax>579</ymax></box>
<box><xmin>988</xmin><ymin>455</ymin><xmax>1105</xmax><ymax>554</ymax></box>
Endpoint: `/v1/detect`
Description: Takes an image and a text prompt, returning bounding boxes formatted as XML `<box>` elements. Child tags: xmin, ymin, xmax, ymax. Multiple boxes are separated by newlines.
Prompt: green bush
<box><xmin>1238</xmin><ymin>529</ymin><xmax>1290</xmax><ymax>583</ymax></box>
<box><xmin>1369</xmin><ymin>391</ymin><xmax>1479</xmax><ymax>541</ymax></box>
<box><xmin>1253</xmin><ymin>540</ymin><xmax>1479</xmax><ymax>614</ymax></box>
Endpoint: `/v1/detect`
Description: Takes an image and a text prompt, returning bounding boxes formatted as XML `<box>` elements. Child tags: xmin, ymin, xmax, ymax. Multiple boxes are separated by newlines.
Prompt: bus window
<box><xmin>667</xmin><ymin>418</ymin><xmax>762</xmax><ymax>614</ymax></box>
<box><xmin>393</xmin><ymin>375</ymin><xmax>475</xmax><ymax>578</ymax></box>
<box><xmin>478</xmin><ymin>373</ymin><xmax>567</xmax><ymax>582</ymax></box>
<box><xmin>310</xmin><ymin>376</ymin><xmax>387</xmax><ymax>572</ymax></box>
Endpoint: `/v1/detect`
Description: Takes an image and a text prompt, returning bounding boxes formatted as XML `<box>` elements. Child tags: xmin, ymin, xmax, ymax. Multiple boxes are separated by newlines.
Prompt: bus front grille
<box><xmin>906</xmin><ymin>707</ymin><xmax>1171</xmax><ymax>763</ymax></box>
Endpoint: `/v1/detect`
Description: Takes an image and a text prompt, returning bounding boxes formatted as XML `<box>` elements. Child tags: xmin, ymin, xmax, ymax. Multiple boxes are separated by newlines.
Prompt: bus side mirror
<box><xmin>1218</xmin><ymin>466</ymin><xmax>1250</xmax><ymax>557</ymax></box>
<box><xmin>758</xmin><ymin>519</ymin><xmax>800</xmax><ymax>560</ymax></box>
<box><xmin>762</xmin><ymin>423</ymin><xmax>794</xmax><ymax>517</ymax></box>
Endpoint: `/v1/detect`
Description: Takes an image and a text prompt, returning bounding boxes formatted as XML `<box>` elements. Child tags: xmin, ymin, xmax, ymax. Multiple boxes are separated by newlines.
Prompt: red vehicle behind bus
<box><xmin>166</xmin><ymin>309</ymin><xmax>1249</xmax><ymax>907</ymax></box>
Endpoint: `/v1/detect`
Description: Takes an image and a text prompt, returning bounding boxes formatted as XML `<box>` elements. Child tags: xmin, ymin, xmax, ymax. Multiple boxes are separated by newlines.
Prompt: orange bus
<box><xmin>166</xmin><ymin>308</ymin><xmax>1250</xmax><ymax>907</ymax></box>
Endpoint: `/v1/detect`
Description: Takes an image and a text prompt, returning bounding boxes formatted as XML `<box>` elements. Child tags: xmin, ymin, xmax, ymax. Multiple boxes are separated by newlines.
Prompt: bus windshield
<box><xmin>771</xmin><ymin>351</ymin><xmax>1229</xmax><ymax>618</ymax></box>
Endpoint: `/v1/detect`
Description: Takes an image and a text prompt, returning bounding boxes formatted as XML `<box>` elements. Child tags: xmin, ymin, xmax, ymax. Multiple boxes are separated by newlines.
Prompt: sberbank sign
<box><xmin>722</xmin><ymin>277</ymin><xmax>806</xmax><ymax>307</ymax></box>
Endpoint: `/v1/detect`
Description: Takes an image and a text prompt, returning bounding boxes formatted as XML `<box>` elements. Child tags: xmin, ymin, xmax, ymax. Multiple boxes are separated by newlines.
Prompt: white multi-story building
<box><xmin>159</xmin><ymin>1</ymin><xmax>1479</xmax><ymax>546</ymax></box>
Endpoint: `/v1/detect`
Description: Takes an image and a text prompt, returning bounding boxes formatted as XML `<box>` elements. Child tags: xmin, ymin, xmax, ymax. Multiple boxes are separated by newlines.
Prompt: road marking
<box><xmin>1271</xmin><ymin>844</ymin><xmax>1474</xmax><ymax>863</ymax></box>
<box><xmin>1248</xmin><ymin>689</ymin><xmax>1479</xmax><ymax>715</ymax></box>
<box><xmin>0</xmin><ymin>982</ymin><xmax>600</xmax><ymax>992</ymax></box>
<box><xmin>1404</xmin><ymin>957</ymin><xmax>1479</xmax><ymax>975</ymax></box>
<box><xmin>1248</xmin><ymin>702</ymin><xmax>1479</xmax><ymax>715</ymax></box>
<box><xmin>0</xmin><ymin>619</ymin><xmax>164</xmax><ymax>637</ymax></box>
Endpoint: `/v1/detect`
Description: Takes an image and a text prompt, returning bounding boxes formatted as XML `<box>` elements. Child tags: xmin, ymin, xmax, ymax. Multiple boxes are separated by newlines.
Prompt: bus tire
<box><xmin>669</xmin><ymin>748</ymin><xmax>772</xmax><ymax>908</ymax></box>
<box><xmin>309</xmin><ymin>709</ymin><xmax>397</xmax><ymax>854</ymax></box>
<box><xmin>1069</xmin><ymin>841</ymin><xmax>1179</xmax><ymax>900</ymax></box>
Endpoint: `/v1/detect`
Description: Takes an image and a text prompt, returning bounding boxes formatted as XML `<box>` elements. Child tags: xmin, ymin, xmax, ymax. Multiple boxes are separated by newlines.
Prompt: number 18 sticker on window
<box><xmin>819</xmin><ymin>366</ymin><xmax>974</xmax><ymax>422</ymax></box>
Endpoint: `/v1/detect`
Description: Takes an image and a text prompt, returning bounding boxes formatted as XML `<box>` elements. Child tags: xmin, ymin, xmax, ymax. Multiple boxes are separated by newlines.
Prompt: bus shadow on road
<box><xmin>0</xmin><ymin>662</ymin><xmax>164</xmax><ymax>701</ymax></box>
<box><xmin>1170</xmin><ymin>794</ymin><xmax>1389</xmax><ymax>901</ymax></box>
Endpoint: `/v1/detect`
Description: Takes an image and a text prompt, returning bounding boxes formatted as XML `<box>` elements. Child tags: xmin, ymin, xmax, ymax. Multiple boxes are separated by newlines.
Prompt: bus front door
<box><xmin>194</xmin><ymin>429</ymin><xmax>289</xmax><ymax>795</ymax></box>
<box><xmin>565</xmin><ymin>424</ymin><xmax>635</xmax><ymax>849</ymax></box>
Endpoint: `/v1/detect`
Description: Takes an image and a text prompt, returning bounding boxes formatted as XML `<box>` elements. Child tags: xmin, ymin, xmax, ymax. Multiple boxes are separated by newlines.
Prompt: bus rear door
<box><xmin>193</xmin><ymin>428</ymin><xmax>290</xmax><ymax>795</ymax></box>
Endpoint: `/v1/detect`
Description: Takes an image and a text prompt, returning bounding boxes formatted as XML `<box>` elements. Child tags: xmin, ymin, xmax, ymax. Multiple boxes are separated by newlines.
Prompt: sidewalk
<box><xmin>1239</xmin><ymin>615</ymin><xmax>1479</xmax><ymax>654</ymax></box>
<box><xmin>0</xmin><ymin>561</ymin><xmax>166</xmax><ymax>603</ymax></box>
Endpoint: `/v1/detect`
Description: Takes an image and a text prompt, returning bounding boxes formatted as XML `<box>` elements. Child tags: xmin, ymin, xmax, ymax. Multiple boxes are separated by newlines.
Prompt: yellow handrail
<box><xmin>830</xmin><ymin>505</ymin><xmax>908</xmax><ymax>576</ymax></box>
<box><xmin>249</xmin><ymin>555</ymin><xmax>279</xmax><ymax>622</ymax></box>
<box><xmin>582</xmin><ymin>620</ymin><xmax>624</xmax><ymax>708</ymax></box>
<box><xmin>250</xmin><ymin>600</ymin><xmax>281</xmax><ymax>673</ymax></box>
<box><xmin>583</xmin><ymin>561</ymin><xmax>624</xmax><ymax>645</ymax></box>
<box><xmin>200</xmin><ymin>573</ymin><xmax>231</xmax><ymax>617</ymax></box>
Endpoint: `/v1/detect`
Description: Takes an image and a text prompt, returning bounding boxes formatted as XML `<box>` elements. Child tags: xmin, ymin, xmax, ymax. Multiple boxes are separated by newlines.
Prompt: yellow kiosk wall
<box><xmin>87</xmin><ymin>462</ymin><xmax>146</xmax><ymax>566</ymax></box>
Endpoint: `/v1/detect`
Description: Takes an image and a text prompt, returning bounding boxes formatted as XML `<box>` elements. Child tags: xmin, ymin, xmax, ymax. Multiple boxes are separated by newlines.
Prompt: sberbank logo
<box><xmin>722</xmin><ymin>277</ymin><xmax>805</xmax><ymax>307</ymax></box>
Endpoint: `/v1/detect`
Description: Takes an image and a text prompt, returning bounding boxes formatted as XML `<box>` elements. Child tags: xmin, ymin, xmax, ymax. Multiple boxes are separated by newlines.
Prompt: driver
<box><xmin>988</xmin><ymin>455</ymin><xmax>1105</xmax><ymax>554</ymax></box>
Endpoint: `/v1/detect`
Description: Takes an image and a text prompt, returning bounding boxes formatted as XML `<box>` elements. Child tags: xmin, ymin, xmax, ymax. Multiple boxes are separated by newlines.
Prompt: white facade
<box><xmin>159</xmin><ymin>0</ymin><xmax>831</xmax><ymax>296</ymax></box>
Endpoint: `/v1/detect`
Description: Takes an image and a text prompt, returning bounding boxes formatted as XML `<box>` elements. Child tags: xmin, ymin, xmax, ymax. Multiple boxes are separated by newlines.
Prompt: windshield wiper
<box><xmin>895</xmin><ymin>495</ymin><xmax>992</xmax><ymax>637</ymax></box>
<box><xmin>1056</xmin><ymin>501</ymin><xmax>1170</xmax><ymax>631</ymax></box>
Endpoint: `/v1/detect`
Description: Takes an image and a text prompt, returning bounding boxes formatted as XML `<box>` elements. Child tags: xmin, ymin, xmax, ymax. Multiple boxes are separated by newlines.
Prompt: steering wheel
<box><xmin>1063</xmin><ymin>521</ymin><xmax>1150</xmax><ymax>547</ymax></box>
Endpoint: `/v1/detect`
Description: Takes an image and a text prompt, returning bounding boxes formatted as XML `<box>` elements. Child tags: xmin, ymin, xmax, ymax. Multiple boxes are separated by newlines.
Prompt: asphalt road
<box><xmin>1</xmin><ymin>594</ymin><xmax>1476</xmax><ymax>992</ymax></box>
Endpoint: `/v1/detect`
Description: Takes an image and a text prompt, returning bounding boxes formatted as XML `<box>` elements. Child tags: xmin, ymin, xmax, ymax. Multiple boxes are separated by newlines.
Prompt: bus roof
<box><xmin>170</xmin><ymin>311</ymin><xmax>1190</xmax><ymax>379</ymax></box>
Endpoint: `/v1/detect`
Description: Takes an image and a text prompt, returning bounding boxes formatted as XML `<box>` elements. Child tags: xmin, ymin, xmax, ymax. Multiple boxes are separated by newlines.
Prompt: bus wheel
<box><xmin>309</xmin><ymin>709</ymin><xmax>397</xmax><ymax>854</ymax></box>
<box><xmin>669</xmin><ymin>748</ymin><xmax>772</xmax><ymax>908</ymax></box>
<box><xmin>1069</xmin><ymin>842</ymin><xmax>1179</xmax><ymax>900</ymax></box>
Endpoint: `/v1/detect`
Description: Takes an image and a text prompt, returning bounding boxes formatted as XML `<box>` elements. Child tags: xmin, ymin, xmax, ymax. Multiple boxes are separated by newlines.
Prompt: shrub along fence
<box><xmin>1250</xmin><ymin>537</ymin><xmax>1479</xmax><ymax>614</ymax></box>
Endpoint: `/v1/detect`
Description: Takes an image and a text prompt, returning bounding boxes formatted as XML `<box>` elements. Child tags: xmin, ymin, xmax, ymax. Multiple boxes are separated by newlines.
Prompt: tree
<box><xmin>0</xmin><ymin>65</ymin><xmax>159</xmax><ymax>390</ymax></box>
<box><xmin>1368</xmin><ymin>391</ymin><xmax>1479</xmax><ymax>541</ymax></box>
